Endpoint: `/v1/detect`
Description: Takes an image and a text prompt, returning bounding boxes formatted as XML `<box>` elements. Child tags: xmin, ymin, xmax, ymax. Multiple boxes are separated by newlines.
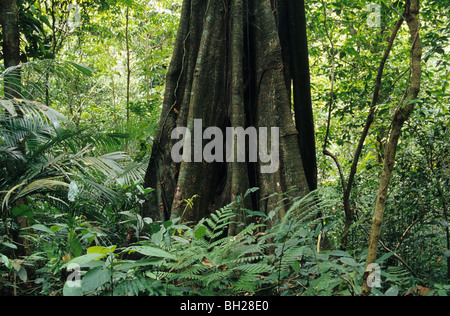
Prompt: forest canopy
<box><xmin>0</xmin><ymin>0</ymin><xmax>449</xmax><ymax>297</ymax></box>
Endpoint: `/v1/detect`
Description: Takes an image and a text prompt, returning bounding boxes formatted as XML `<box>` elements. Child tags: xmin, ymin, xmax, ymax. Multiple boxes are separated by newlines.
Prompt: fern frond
<box><xmin>233</xmin><ymin>262</ymin><xmax>272</xmax><ymax>274</ymax></box>
<box><xmin>233</xmin><ymin>255</ymin><xmax>266</xmax><ymax>264</ymax></box>
<box><xmin>233</xmin><ymin>273</ymin><xmax>261</xmax><ymax>293</ymax></box>
<box><xmin>203</xmin><ymin>270</ymin><xmax>233</xmax><ymax>286</ymax></box>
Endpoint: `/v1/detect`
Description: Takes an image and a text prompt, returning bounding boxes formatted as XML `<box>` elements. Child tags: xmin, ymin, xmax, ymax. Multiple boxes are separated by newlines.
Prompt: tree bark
<box><xmin>363</xmin><ymin>0</ymin><xmax>422</xmax><ymax>295</ymax></box>
<box><xmin>144</xmin><ymin>0</ymin><xmax>315</xmax><ymax>226</ymax></box>
<box><xmin>0</xmin><ymin>0</ymin><xmax>21</xmax><ymax>99</ymax></box>
<box><xmin>284</xmin><ymin>0</ymin><xmax>317</xmax><ymax>192</ymax></box>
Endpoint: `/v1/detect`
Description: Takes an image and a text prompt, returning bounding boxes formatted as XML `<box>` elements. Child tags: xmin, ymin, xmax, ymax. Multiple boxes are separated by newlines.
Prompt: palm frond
<box><xmin>0</xmin><ymin>115</ymin><xmax>54</xmax><ymax>149</ymax></box>
<box><xmin>1</xmin><ymin>179</ymin><xmax>69</xmax><ymax>211</ymax></box>
<box><xmin>80</xmin><ymin>177</ymin><xmax>119</xmax><ymax>204</ymax></box>
<box><xmin>1</xmin><ymin>60</ymin><xmax>94</xmax><ymax>101</ymax></box>
<box><xmin>0</xmin><ymin>146</ymin><xmax>25</xmax><ymax>162</ymax></box>
<box><xmin>116</xmin><ymin>159</ymin><xmax>148</xmax><ymax>186</ymax></box>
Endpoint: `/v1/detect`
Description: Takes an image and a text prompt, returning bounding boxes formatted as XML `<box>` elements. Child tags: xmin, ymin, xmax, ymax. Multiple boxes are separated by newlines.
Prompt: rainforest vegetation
<box><xmin>0</xmin><ymin>0</ymin><xmax>448</xmax><ymax>296</ymax></box>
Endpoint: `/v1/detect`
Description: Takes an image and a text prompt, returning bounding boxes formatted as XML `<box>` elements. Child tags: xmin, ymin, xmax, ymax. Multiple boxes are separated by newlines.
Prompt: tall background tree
<box><xmin>363</xmin><ymin>0</ymin><xmax>423</xmax><ymax>295</ymax></box>
<box><xmin>144</xmin><ymin>0</ymin><xmax>317</xmax><ymax>226</ymax></box>
<box><xmin>1</xmin><ymin>0</ymin><xmax>21</xmax><ymax>98</ymax></box>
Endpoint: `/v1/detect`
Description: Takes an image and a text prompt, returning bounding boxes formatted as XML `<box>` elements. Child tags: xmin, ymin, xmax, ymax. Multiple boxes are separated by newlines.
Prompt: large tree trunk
<box><xmin>144</xmin><ymin>0</ymin><xmax>316</xmax><ymax>227</ymax></box>
<box><xmin>0</xmin><ymin>0</ymin><xmax>21</xmax><ymax>99</ymax></box>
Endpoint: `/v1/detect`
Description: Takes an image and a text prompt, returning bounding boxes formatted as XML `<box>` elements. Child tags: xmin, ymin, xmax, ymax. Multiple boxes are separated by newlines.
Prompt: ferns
<box><xmin>112</xmin><ymin>274</ymin><xmax>165</xmax><ymax>296</ymax></box>
<box><xmin>80</xmin><ymin>189</ymin><xmax>339</xmax><ymax>297</ymax></box>
<box><xmin>60</xmin><ymin>187</ymin><xmax>407</xmax><ymax>296</ymax></box>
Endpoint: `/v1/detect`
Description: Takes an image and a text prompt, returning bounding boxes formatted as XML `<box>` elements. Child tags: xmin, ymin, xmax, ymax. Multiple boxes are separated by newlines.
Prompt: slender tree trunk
<box><xmin>144</xmin><ymin>0</ymin><xmax>315</xmax><ymax>226</ymax></box>
<box><xmin>439</xmin><ymin>185</ymin><xmax>450</xmax><ymax>284</ymax></box>
<box><xmin>363</xmin><ymin>0</ymin><xmax>422</xmax><ymax>295</ymax></box>
<box><xmin>339</xmin><ymin>16</ymin><xmax>405</xmax><ymax>249</ymax></box>
<box><xmin>125</xmin><ymin>4</ymin><xmax>132</xmax><ymax>152</ymax></box>
<box><xmin>0</xmin><ymin>0</ymin><xmax>21</xmax><ymax>99</ymax></box>
<box><xmin>126</xmin><ymin>5</ymin><xmax>131</xmax><ymax>130</ymax></box>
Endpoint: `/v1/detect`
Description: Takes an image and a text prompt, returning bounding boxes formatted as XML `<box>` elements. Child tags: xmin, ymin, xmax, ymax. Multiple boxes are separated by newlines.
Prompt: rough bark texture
<box><xmin>0</xmin><ymin>0</ymin><xmax>21</xmax><ymax>99</ymax></box>
<box><xmin>144</xmin><ymin>0</ymin><xmax>315</xmax><ymax>227</ymax></box>
<box><xmin>363</xmin><ymin>0</ymin><xmax>422</xmax><ymax>295</ymax></box>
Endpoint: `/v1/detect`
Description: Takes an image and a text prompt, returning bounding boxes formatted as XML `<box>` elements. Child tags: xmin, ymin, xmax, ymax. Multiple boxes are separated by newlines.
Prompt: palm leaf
<box><xmin>116</xmin><ymin>159</ymin><xmax>148</xmax><ymax>185</ymax></box>
<box><xmin>1</xmin><ymin>179</ymin><xmax>69</xmax><ymax>211</ymax></box>
<box><xmin>0</xmin><ymin>146</ymin><xmax>25</xmax><ymax>162</ymax></box>
<box><xmin>1</xmin><ymin>60</ymin><xmax>95</xmax><ymax>101</ymax></box>
<box><xmin>18</xmin><ymin>179</ymin><xmax>69</xmax><ymax>199</ymax></box>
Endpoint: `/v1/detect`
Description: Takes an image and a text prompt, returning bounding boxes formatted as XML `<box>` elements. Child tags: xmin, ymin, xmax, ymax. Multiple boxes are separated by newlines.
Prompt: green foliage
<box><xmin>1</xmin><ymin>0</ymin><xmax>448</xmax><ymax>297</ymax></box>
<box><xmin>0</xmin><ymin>99</ymin><xmax>136</xmax><ymax>210</ymax></box>
<box><xmin>52</xmin><ymin>189</ymin><xmax>379</xmax><ymax>297</ymax></box>
<box><xmin>307</xmin><ymin>0</ymin><xmax>449</xmax><ymax>289</ymax></box>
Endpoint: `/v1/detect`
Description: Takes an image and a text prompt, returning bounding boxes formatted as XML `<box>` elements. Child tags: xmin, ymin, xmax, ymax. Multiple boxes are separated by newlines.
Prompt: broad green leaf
<box><xmin>438</xmin><ymin>290</ymin><xmax>448</xmax><ymax>297</ymax></box>
<box><xmin>87</xmin><ymin>246</ymin><xmax>117</xmax><ymax>257</ymax></box>
<box><xmin>81</xmin><ymin>267</ymin><xmax>112</xmax><ymax>293</ymax></box>
<box><xmin>1</xmin><ymin>254</ymin><xmax>11</xmax><ymax>269</ymax></box>
<box><xmin>377</xmin><ymin>251</ymin><xmax>395</xmax><ymax>263</ymax></box>
<box><xmin>163</xmin><ymin>220</ymin><xmax>173</xmax><ymax>229</ymax></box>
<box><xmin>0</xmin><ymin>100</ymin><xmax>17</xmax><ymax>116</ymax></box>
<box><xmin>244</xmin><ymin>187</ymin><xmax>259</xmax><ymax>199</ymax></box>
<box><xmin>291</xmin><ymin>260</ymin><xmax>301</xmax><ymax>272</ymax></box>
<box><xmin>194</xmin><ymin>225</ymin><xmax>207</xmax><ymax>240</ymax></box>
<box><xmin>113</xmin><ymin>258</ymin><xmax>164</xmax><ymax>271</ymax></box>
<box><xmin>151</xmin><ymin>228</ymin><xmax>165</xmax><ymax>246</ymax></box>
<box><xmin>385</xmin><ymin>286</ymin><xmax>399</xmax><ymax>297</ymax></box>
<box><xmin>339</xmin><ymin>257</ymin><xmax>359</xmax><ymax>267</ymax></box>
<box><xmin>12</xmin><ymin>204</ymin><xmax>32</xmax><ymax>218</ymax></box>
<box><xmin>18</xmin><ymin>179</ymin><xmax>69</xmax><ymax>199</ymax></box>
<box><xmin>63</xmin><ymin>253</ymin><xmax>104</xmax><ymax>268</ymax></box>
<box><xmin>2</xmin><ymin>242</ymin><xmax>18</xmax><ymax>250</ymax></box>
<box><xmin>63</xmin><ymin>282</ymin><xmax>83</xmax><ymax>296</ymax></box>
<box><xmin>40</xmin><ymin>106</ymin><xmax>65</xmax><ymax>138</ymax></box>
<box><xmin>29</xmin><ymin>224</ymin><xmax>54</xmax><ymax>234</ymax></box>
<box><xmin>17</xmin><ymin>266</ymin><xmax>28</xmax><ymax>283</ymax></box>
<box><xmin>127</xmin><ymin>246</ymin><xmax>176</xmax><ymax>260</ymax></box>
<box><xmin>50</xmin><ymin>225</ymin><xmax>65</xmax><ymax>233</ymax></box>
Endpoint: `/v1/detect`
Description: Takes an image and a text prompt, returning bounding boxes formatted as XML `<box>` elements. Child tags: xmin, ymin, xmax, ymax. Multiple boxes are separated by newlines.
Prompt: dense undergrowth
<box><xmin>1</xmin><ymin>0</ymin><xmax>449</xmax><ymax>296</ymax></box>
<box><xmin>1</xmin><ymin>166</ymin><xmax>449</xmax><ymax>296</ymax></box>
